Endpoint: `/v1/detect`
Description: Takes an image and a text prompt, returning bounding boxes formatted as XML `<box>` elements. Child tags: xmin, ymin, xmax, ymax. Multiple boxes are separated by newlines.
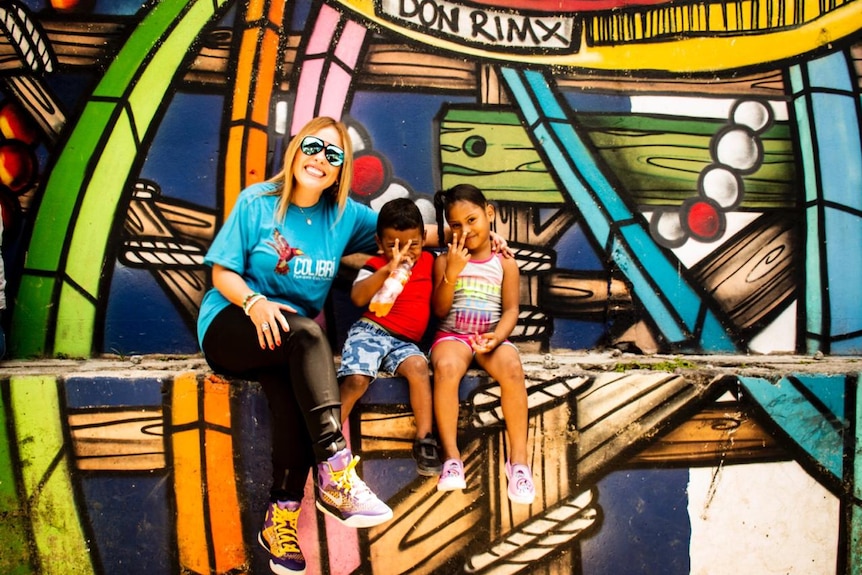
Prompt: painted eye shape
<box><xmin>463</xmin><ymin>135</ymin><xmax>487</xmax><ymax>158</ymax></box>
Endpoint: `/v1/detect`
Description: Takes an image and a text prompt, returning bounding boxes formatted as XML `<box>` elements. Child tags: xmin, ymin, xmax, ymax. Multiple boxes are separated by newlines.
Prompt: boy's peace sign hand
<box><xmin>388</xmin><ymin>238</ymin><xmax>415</xmax><ymax>269</ymax></box>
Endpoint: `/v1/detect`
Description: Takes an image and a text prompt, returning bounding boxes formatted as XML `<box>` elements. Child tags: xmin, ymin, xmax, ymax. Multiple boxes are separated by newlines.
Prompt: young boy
<box><xmin>337</xmin><ymin>198</ymin><xmax>442</xmax><ymax>476</ymax></box>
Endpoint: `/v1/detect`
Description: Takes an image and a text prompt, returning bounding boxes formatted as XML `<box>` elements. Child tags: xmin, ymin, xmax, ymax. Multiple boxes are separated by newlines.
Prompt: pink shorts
<box><xmin>431</xmin><ymin>332</ymin><xmax>516</xmax><ymax>353</ymax></box>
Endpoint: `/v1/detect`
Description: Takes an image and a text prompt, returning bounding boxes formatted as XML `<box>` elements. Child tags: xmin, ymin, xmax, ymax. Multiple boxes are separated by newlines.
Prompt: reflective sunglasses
<box><xmin>299</xmin><ymin>135</ymin><xmax>344</xmax><ymax>167</ymax></box>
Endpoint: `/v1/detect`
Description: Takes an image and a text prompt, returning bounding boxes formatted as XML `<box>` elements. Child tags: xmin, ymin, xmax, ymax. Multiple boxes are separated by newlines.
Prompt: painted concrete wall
<box><xmin>0</xmin><ymin>0</ymin><xmax>860</xmax><ymax>573</ymax></box>
<box><xmin>4</xmin><ymin>0</ymin><xmax>862</xmax><ymax>359</ymax></box>
<box><xmin>1</xmin><ymin>357</ymin><xmax>858</xmax><ymax>574</ymax></box>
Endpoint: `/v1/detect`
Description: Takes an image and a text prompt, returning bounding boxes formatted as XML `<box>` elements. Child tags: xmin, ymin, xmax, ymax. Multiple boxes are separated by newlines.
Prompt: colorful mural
<box><xmin>0</xmin><ymin>0</ymin><xmax>860</xmax><ymax>573</ymax></box>
<box><xmin>3</xmin><ymin>0</ymin><xmax>861</xmax><ymax>358</ymax></box>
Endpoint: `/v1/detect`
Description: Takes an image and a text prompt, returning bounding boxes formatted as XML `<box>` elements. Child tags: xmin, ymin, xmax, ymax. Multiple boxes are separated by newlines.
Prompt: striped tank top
<box><xmin>438</xmin><ymin>254</ymin><xmax>503</xmax><ymax>335</ymax></box>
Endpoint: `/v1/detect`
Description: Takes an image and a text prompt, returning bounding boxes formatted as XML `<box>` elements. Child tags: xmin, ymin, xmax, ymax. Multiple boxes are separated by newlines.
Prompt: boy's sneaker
<box><xmin>437</xmin><ymin>458</ymin><xmax>467</xmax><ymax>491</ymax></box>
<box><xmin>258</xmin><ymin>500</ymin><xmax>306</xmax><ymax>574</ymax></box>
<box><xmin>412</xmin><ymin>435</ymin><xmax>442</xmax><ymax>476</ymax></box>
<box><xmin>505</xmin><ymin>461</ymin><xmax>536</xmax><ymax>505</ymax></box>
<box><xmin>316</xmin><ymin>448</ymin><xmax>393</xmax><ymax>528</ymax></box>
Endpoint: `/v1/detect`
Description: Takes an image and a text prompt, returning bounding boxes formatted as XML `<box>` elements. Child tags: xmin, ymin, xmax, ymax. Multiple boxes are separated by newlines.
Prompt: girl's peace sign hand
<box><xmin>446</xmin><ymin>231</ymin><xmax>470</xmax><ymax>279</ymax></box>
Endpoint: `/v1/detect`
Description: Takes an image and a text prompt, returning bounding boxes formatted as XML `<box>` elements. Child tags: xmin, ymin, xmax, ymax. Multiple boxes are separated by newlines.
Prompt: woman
<box><xmin>197</xmin><ymin>116</ymin><xmax>390</xmax><ymax>575</ymax></box>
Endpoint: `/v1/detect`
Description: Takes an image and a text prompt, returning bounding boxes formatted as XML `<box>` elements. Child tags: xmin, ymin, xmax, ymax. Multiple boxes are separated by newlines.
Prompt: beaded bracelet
<box><xmin>243</xmin><ymin>293</ymin><xmax>267</xmax><ymax>315</ymax></box>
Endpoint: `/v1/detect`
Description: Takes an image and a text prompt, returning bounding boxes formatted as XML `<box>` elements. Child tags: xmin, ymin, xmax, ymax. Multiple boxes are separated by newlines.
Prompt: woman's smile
<box><xmin>304</xmin><ymin>163</ymin><xmax>327</xmax><ymax>178</ymax></box>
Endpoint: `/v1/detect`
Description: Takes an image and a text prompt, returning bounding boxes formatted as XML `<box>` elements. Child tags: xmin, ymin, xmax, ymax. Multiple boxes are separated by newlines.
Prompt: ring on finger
<box><xmin>261</xmin><ymin>322</ymin><xmax>270</xmax><ymax>331</ymax></box>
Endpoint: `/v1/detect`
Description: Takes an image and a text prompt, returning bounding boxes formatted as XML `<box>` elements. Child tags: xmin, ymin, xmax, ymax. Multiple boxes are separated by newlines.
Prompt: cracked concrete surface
<box><xmin>0</xmin><ymin>350</ymin><xmax>858</xmax><ymax>379</ymax></box>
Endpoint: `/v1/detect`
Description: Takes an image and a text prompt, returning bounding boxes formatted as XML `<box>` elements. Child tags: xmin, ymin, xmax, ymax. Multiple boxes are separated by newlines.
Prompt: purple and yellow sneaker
<box><xmin>316</xmin><ymin>448</ymin><xmax>393</xmax><ymax>528</ymax></box>
<box><xmin>259</xmin><ymin>500</ymin><xmax>306</xmax><ymax>574</ymax></box>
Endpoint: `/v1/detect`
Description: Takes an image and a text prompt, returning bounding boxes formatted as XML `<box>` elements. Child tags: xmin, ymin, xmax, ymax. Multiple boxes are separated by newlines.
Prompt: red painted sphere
<box><xmin>352</xmin><ymin>154</ymin><xmax>386</xmax><ymax>197</ymax></box>
<box><xmin>685</xmin><ymin>200</ymin><xmax>722</xmax><ymax>240</ymax></box>
<box><xmin>0</xmin><ymin>101</ymin><xmax>39</xmax><ymax>145</ymax></box>
<box><xmin>0</xmin><ymin>141</ymin><xmax>37</xmax><ymax>193</ymax></box>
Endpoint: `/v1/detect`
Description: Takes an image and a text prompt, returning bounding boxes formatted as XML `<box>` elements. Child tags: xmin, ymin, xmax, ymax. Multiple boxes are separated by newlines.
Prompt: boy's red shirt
<box><xmin>359</xmin><ymin>251</ymin><xmax>434</xmax><ymax>342</ymax></box>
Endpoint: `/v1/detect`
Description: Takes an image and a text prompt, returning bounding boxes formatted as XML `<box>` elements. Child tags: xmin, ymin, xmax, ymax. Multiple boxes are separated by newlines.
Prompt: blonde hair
<box><xmin>265</xmin><ymin>116</ymin><xmax>353</xmax><ymax>222</ymax></box>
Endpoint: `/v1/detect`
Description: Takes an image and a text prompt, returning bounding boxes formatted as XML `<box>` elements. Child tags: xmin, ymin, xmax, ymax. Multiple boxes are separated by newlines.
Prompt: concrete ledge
<box><xmin>1</xmin><ymin>350</ymin><xmax>858</xmax><ymax>378</ymax></box>
<box><xmin>2</xmin><ymin>350</ymin><xmax>858</xmax><ymax>411</ymax></box>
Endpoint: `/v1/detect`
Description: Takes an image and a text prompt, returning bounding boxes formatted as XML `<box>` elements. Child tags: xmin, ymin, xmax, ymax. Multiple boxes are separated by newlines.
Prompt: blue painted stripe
<box><xmin>738</xmin><ymin>375</ymin><xmax>844</xmax><ymax>480</ymax></box>
<box><xmin>548</xmin><ymin>121</ymin><xmax>635</xmax><ymax>223</ymax></box>
<box><xmin>616</xmin><ymin>224</ymin><xmax>703</xmax><ymax>326</ymax></box>
<box><xmin>501</xmin><ymin>67</ymin><xmax>736</xmax><ymax>351</ymax></box>
<box><xmin>805</xmin><ymin>51</ymin><xmax>855</xmax><ymax>92</ymax></box>
<box><xmin>608</xmin><ymin>236</ymin><xmax>687</xmax><ymax>343</ymax></box>
<box><xmin>532</xmin><ymin>123</ymin><xmax>613</xmax><ymax>245</ymax></box>
<box><xmin>790</xmin><ymin>50</ymin><xmax>862</xmax><ymax>353</ymax></box>
<box><xmin>811</xmin><ymin>93</ymin><xmax>862</xmax><ymax>210</ymax></box>
<box><xmin>851</xmin><ymin>381</ymin><xmax>862</xmax><ymax>575</ymax></box>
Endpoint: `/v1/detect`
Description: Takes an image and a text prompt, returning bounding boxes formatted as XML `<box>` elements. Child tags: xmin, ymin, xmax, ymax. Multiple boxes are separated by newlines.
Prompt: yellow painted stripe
<box><xmin>333</xmin><ymin>0</ymin><xmax>861</xmax><ymax>72</ymax></box>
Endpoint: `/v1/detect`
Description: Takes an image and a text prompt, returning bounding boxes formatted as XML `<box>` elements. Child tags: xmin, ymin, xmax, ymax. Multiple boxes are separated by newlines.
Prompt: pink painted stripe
<box><xmin>291</xmin><ymin>10</ymin><xmax>369</xmax><ymax>135</ymax></box>
<box><xmin>320</xmin><ymin>66</ymin><xmax>353</xmax><ymax>121</ymax></box>
<box><xmin>325</xmin><ymin>514</ymin><xmax>361</xmax><ymax>574</ymax></box>
<box><xmin>299</xmin><ymin>477</ymin><xmax>322</xmax><ymax>574</ymax></box>
<box><xmin>334</xmin><ymin>19</ymin><xmax>366</xmax><ymax>68</ymax></box>
<box><xmin>292</xmin><ymin>58</ymin><xmax>325</xmax><ymax>133</ymax></box>
<box><xmin>307</xmin><ymin>3</ymin><xmax>341</xmax><ymax>54</ymax></box>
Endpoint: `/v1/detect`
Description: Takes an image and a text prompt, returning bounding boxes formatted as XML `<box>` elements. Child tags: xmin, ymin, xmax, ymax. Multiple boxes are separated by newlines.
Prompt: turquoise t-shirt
<box><xmin>197</xmin><ymin>182</ymin><xmax>378</xmax><ymax>347</ymax></box>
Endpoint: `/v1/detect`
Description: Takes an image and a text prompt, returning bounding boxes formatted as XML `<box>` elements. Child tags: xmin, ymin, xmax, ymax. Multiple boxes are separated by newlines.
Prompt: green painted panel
<box><xmin>440</xmin><ymin>108</ymin><xmax>795</xmax><ymax>208</ymax></box>
<box><xmin>54</xmin><ymin>284</ymin><xmax>97</xmax><ymax>358</ymax></box>
<box><xmin>65</xmin><ymin>111</ymin><xmax>137</xmax><ymax>296</ymax></box>
<box><xmin>0</xmin><ymin>379</ymin><xmax>34</xmax><ymax>575</ymax></box>
<box><xmin>10</xmin><ymin>275</ymin><xmax>57</xmax><ymax>358</ymax></box>
<box><xmin>11</xmin><ymin>376</ymin><xmax>93</xmax><ymax>575</ymax></box>
<box><xmin>22</xmin><ymin>102</ymin><xmax>115</xmax><ymax>272</ymax></box>
<box><xmin>93</xmin><ymin>0</ymin><xmax>189</xmax><ymax>98</ymax></box>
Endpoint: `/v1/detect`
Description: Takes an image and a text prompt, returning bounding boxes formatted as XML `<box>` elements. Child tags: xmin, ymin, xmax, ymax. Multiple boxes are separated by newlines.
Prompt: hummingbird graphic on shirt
<box><xmin>266</xmin><ymin>229</ymin><xmax>304</xmax><ymax>274</ymax></box>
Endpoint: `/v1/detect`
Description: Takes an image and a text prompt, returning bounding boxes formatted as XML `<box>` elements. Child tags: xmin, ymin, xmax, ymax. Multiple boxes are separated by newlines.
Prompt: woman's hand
<box><xmin>248</xmin><ymin>299</ymin><xmax>296</xmax><ymax>350</ymax></box>
<box><xmin>490</xmin><ymin>231</ymin><xmax>513</xmax><ymax>259</ymax></box>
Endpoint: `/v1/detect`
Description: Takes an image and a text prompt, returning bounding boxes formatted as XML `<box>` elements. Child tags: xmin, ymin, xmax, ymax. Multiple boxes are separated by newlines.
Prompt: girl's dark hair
<box><xmin>433</xmin><ymin>183</ymin><xmax>489</xmax><ymax>246</ymax></box>
<box><xmin>376</xmin><ymin>198</ymin><xmax>423</xmax><ymax>237</ymax></box>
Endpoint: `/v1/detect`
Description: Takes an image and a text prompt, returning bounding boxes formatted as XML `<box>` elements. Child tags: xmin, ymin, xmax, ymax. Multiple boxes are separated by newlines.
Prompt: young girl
<box><xmin>430</xmin><ymin>184</ymin><xmax>535</xmax><ymax>505</ymax></box>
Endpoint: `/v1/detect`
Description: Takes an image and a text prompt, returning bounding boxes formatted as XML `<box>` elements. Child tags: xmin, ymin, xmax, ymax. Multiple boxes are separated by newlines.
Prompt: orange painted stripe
<box><xmin>250</xmin><ymin>29</ymin><xmax>279</xmax><ymax>128</ymax></box>
<box><xmin>172</xmin><ymin>372</ymin><xmax>247</xmax><ymax>574</ymax></box>
<box><xmin>203</xmin><ymin>374</ymin><xmax>246</xmax><ymax>572</ymax></box>
<box><xmin>223</xmin><ymin>0</ymin><xmax>286</xmax><ymax>217</ymax></box>
<box><xmin>172</xmin><ymin>370</ymin><xmax>199</xmax><ymax>425</ymax></box>
<box><xmin>172</xmin><ymin>372</ymin><xmax>208</xmax><ymax>573</ymax></box>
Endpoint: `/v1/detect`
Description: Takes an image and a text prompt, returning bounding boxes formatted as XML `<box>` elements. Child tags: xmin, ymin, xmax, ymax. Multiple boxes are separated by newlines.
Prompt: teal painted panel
<box><xmin>738</xmin><ymin>375</ymin><xmax>845</xmax><ymax>481</ymax></box>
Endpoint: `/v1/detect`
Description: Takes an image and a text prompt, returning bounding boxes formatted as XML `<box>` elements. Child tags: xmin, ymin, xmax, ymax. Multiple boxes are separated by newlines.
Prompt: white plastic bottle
<box><xmin>369</xmin><ymin>259</ymin><xmax>413</xmax><ymax>317</ymax></box>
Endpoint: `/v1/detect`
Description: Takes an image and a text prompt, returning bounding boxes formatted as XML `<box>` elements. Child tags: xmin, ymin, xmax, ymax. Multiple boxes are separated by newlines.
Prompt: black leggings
<box><xmin>202</xmin><ymin>304</ymin><xmax>346</xmax><ymax>501</ymax></box>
